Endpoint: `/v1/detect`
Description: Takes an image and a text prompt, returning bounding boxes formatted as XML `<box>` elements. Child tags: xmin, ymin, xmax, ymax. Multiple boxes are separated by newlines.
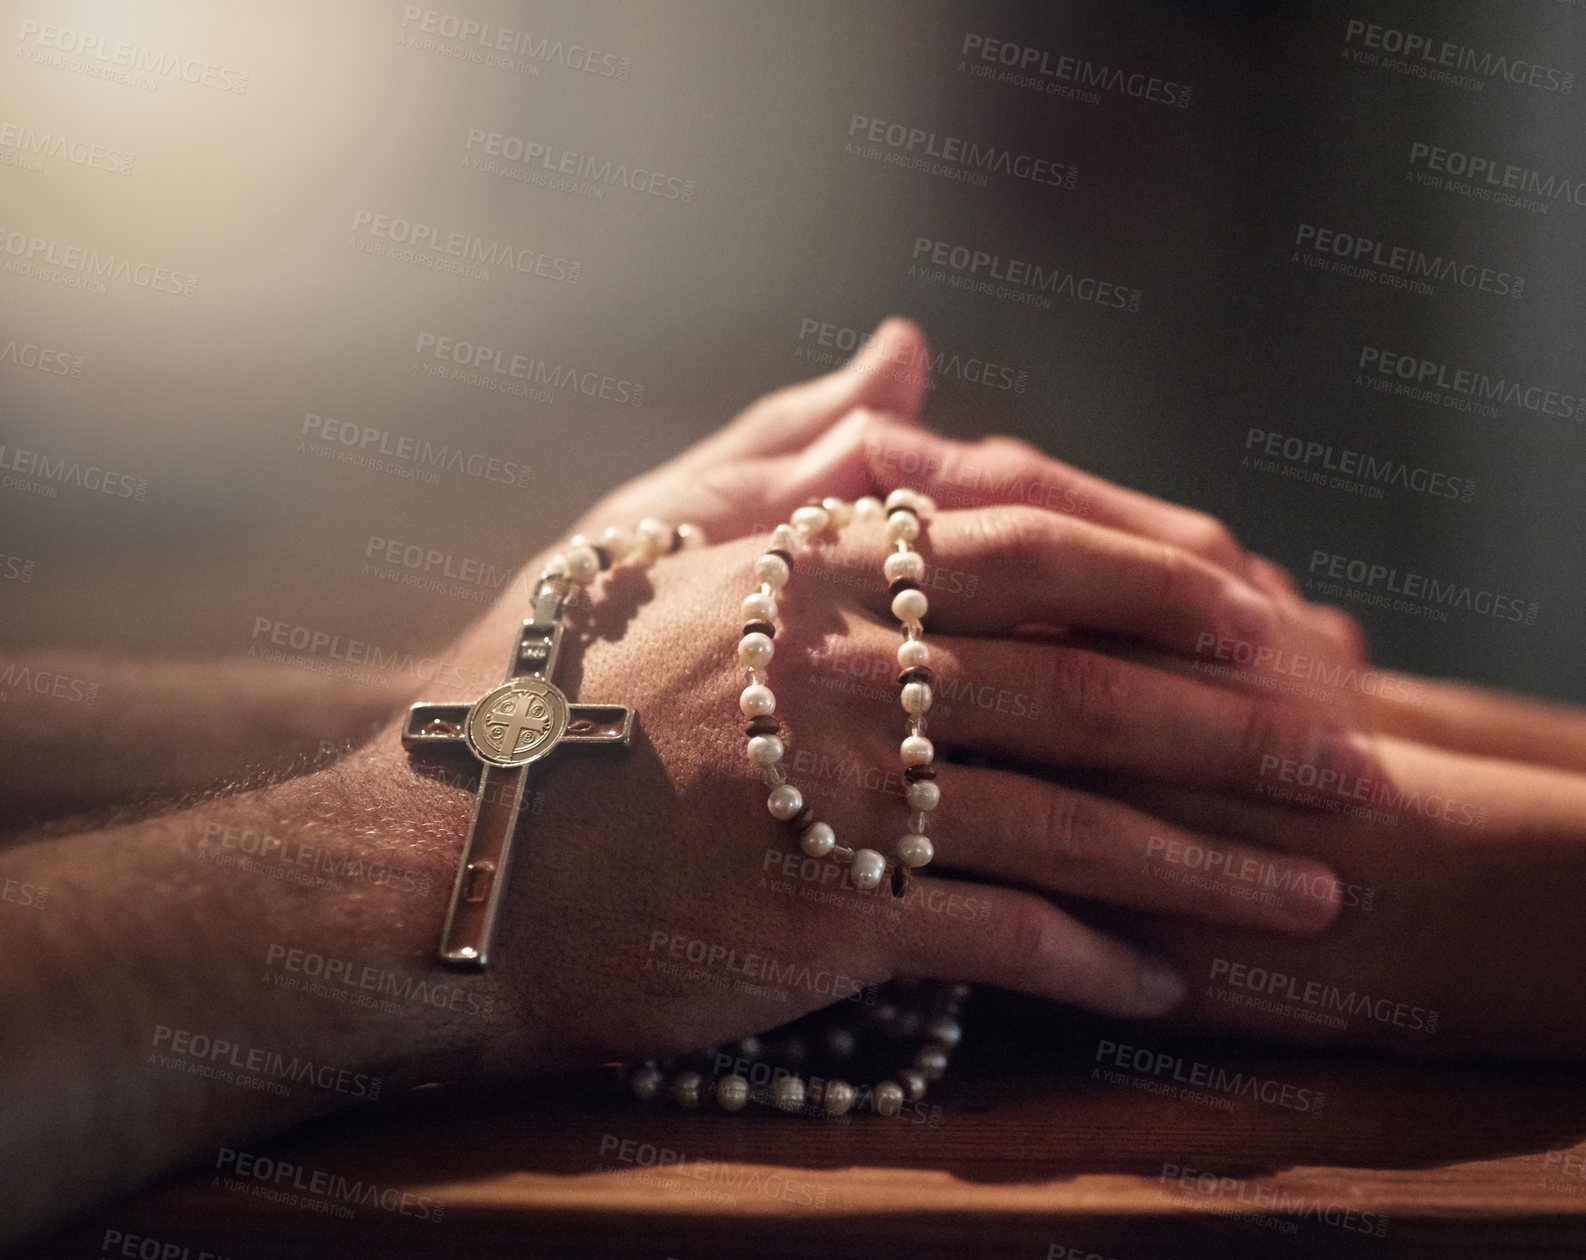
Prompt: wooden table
<box><xmin>29</xmin><ymin>995</ymin><xmax>1586</xmax><ymax>1259</ymax></box>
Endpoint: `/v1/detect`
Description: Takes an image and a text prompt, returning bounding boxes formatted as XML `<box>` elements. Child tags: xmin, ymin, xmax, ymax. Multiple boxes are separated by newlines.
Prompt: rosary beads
<box><xmin>736</xmin><ymin>490</ymin><xmax>940</xmax><ymax>897</ymax></box>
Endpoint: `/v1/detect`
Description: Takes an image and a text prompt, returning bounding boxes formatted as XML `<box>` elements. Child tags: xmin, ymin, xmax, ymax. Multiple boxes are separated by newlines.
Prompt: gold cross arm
<box><xmin>402</xmin><ymin>602</ymin><xmax>633</xmax><ymax>970</ymax></box>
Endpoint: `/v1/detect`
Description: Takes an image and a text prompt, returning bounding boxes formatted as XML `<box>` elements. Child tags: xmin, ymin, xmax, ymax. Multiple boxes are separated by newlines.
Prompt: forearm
<box><xmin>0</xmin><ymin>738</ymin><xmax>525</xmax><ymax>1246</ymax></box>
<box><xmin>0</xmin><ymin>653</ymin><xmax>420</xmax><ymax>823</ymax></box>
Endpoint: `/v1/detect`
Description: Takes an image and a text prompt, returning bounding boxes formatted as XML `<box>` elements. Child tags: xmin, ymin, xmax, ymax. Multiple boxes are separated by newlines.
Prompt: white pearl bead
<box><xmin>754</xmin><ymin>553</ymin><xmax>790</xmax><ymax>587</ymax></box>
<box><xmin>740</xmin><ymin>684</ymin><xmax>776</xmax><ymax>716</ymax></box>
<box><xmin>630</xmin><ymin>1065</ymin><xmax>664</xmax><ymax>1100</ymax></box>
<box><xmin>884</xmin><ymin>489</ymin><xmax>917</xmax><ymax>511</ymax></box>
<box><xmin>636</xmin><ymin>517</ymin><xmax>673</xmax><ymax>557</ymax></box>
<box><xmin>791</xmin><ymin>505</ymin><xmax>830</xmax><ymax>534</ymax></box>
<box><xmin>770</xmin><ymin>523</ymin><xmax>804</xmax><ymax>554</ymax></box>
<box><xmin>875</xmin><ymin>1080</ymin><xmax>905</xmax><ymax>1116</ymax></box>
<box><xmin>742</xmin><ymin>591</ymin><xmax>777</xmax><ymax>622</ymax></box>
<box><xmin>821</xmin><ymin>497</ymin><xmax>854</xmax><ymax>526</ymax></box>
<box><xmin>800</xmin><ymin>821</ymin><xmax>836</xmax><ymax>858</ymax></box>
<box><xmin>854</xmin><ymin>496</ymin><xmax>885</xmax><ymax>521</ymax></box>
<box><xmin>565</xmin><ymin>544</ymin><xmax>600</xmax><ymax>584</ymax></box>
<box><xmin>716</xmin><ymin>1075</ymin><xmax>749</xmax><ymax>1111</ymax></box>
<box><xmin>884</xmin><ymin>510</ymin><xmax>920</xmax><ymax>543</ymax></box>
<box><xmin>898</xmin><ymin>833</ymin><xmax>934</xmax><ymax>868</ymax></box>
<box><xmin>773</xmin><ymin>1076</ymin><xmax>806</xmax><ymax>1111</ymax></box>
<box><xmin>675</xmin><ymin>522</ymin><xmax>706</xmax><ymax>549</ymax></box>
<box><xmin>545</xmin><ymin>552</ymin><xmax>569</xmax><ymax>578</ymax></box>
<box><xmin>901</xmin><ymin>681</ymin><xmax>932</xmax><ymax>714</ymax></box>
<box><xmin>767</xmin><ymin>783</ymin><xmax>804</xmax><ymax>819</ymax></box>
<box><xmin>850</xmin><ymin>848</ymin><xmax>886</xmax><ymax>890</ymax></box>
<box><xmin>897</xmin><ymin>639</ymin><xmax>931</xmax><ymax>668</ymax></box>
<box><xmin>906</xmin><ymin>780</ymin><xmax>940</xmax><ymax>812</ymax></box>
<box><xmin>823</xmin><ymin>1079</ymin><xmax>856</xmax><ymax>1115</ymax></box>
<box><xmin>738</xmin><ymin>631</ymin><xmax>774</xmax><ymax>668</ymax></box>
<box><xmin>747</xmin><ymin>735</ymin><xmax>784</xmax><ymax>765</ymax></box>
<box><xmin>672</xmin><ymin>1071</ymin><xmax>702</xmax><ymax>1107</ymax></box>
<box><xmin>883</xmin><ymin>551</ymin><xmax>926</xmax><ymax>583</ymax></box>
<box><xmin>600</xmin><ymin>526</ymin><xmax>633</xmax><ymax>562</ymax></box>
<box><xmin>892</xmin><ymin>588</ymin><xmax>928</xmax><ymax>623</ymax></box>
<box><xmin>901</xmin><ymin>735</ymin><xmax>934</xmax><ymax>766</ymax></box>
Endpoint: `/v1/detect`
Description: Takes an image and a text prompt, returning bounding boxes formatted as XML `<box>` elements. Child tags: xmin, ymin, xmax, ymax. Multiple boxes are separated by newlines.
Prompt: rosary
<box><xmin>403</xmin><ymin>493</ymin><xmax>966</xmax><ymax>1117</ymax></box>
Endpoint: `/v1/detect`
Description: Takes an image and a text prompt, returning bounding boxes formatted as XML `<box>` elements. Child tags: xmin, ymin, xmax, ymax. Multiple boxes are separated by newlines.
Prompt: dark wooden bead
<box><xmin>787</xmin><ymin>805</ymin><xmax>815</xmax><ymax>831</ymax></box>
<box><xmin>903</xmin><ymin>765</ymin><xmax>937</xmax><ymax>783</ymax></box>
<box><xmin>592</xmin><ymin>545</ymin><xmax>613</xmax><ymax>571</ymax></box>
<box><xmin>888</xmin><ymin>502</ymin><xmax>920</xmax><ymax>519</ymax></box>
<box><xmin>897</xmin><ymin>667</ymin><xmax>934</xmax><ymax>688</ymax></box>
<box><xmin>768</xmin><ymin>548</ymin><xmax>794</xmax><ymax>571</ymax></box>
<box><xmin>668</xmin><ymin>527</ymin><xmax>685</xmax><ymax>553</ymax></box>
<box><xmin>746</xmin><ymin>717</ymin><xmax>781</xmax><ymax>737</ymax></box>
<box><xmin>888</xmin><ymin>577</ymin><xmax>922</xmax><ymax>598</ymax></box>
<box><xmin>743</xmin><ymin>620</ymin><xmax>776</xmax><ymax>639</ymax></box>
<box><xmin>890</xmin><ymin>863</ymin><xmax>911</xmax><ymax>899</ymax></box>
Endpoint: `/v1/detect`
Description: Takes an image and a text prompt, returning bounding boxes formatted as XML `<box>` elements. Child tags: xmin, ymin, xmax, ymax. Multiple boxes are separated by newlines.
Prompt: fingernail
<box><xmin>1308</xmin><ymin>725</ymin><xmax>1378</xmax><ymax>788</ymax></box>
<box><xmin>1221</xmin><ymin>583</ymin><xmax>1276</xmax><ymax>649</ymax></box>
<box><xmin>1137</xmin><ymin>959</ymin><xmax>1187</xmax><ymax>1013</ymax></box>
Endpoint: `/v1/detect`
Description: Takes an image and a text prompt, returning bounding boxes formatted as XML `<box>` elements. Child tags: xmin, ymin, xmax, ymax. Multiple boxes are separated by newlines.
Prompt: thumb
<box><xmin>706</xmin><ymin>317</ymin><xmax>931</xmax><ymax>462</ymax></box>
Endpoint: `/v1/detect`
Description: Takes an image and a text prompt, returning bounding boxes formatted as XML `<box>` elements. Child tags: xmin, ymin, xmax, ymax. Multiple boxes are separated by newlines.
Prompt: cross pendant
<box><xmin>402</xmin><ymin>584</ymin><xmax>633</xmax><ymax>970</ymax></box>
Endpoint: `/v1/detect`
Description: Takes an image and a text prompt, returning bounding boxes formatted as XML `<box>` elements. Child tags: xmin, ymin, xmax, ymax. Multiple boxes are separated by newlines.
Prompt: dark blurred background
<box><xmin>2</xmin><ymin>0</ymin><xmax>1581</xmax><ymax>700</ymax></box>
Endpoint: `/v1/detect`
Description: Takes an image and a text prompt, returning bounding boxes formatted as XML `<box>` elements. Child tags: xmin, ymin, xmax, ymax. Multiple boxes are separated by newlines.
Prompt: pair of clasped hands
<box><xmin>490</xmin><ymin>316</ymin><xmax>1586</xmax><ymax>1071</ymax></box>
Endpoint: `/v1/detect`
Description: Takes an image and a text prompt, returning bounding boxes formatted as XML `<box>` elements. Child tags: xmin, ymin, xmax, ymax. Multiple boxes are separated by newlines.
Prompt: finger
<box><xmin>706</xmin><ymin>318</ymin><xmax>930</xmax><ymax>463</ymax></box>
<box><xmin>859</xmin><ymin>416</ymin><xmax>1360</xmax><ymax>659</ymax></box>
<box><xmin>884</xmin><ymin>875</ymin><xmax>1187</xmax><ymax>1018</ymax></box>
<box><xmin>825</xmin><ymin>621</ymin><xmax>1382</xmax><ymax>806</ymax></box>
<box><xmin>930</xmin><ymin>762</ymin><xmax>1341</xmax><ymax>933</ymax></box>
<box><xmin>861</xmin><ymin>413</ymin><xmax>1249</xmax><ymax>573</ymax></box>
<box><xmin>847</xmin><ymin>502</ymin><xmax>1280</xmax><ymax>658</ymax></box>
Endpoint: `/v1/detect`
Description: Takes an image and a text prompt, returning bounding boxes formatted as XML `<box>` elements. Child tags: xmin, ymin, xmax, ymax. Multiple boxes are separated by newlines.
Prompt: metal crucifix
<box><xmin>402</xmin><ymin>583</ymin><xmax>633</xmax><ymax>969</ymax></box>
